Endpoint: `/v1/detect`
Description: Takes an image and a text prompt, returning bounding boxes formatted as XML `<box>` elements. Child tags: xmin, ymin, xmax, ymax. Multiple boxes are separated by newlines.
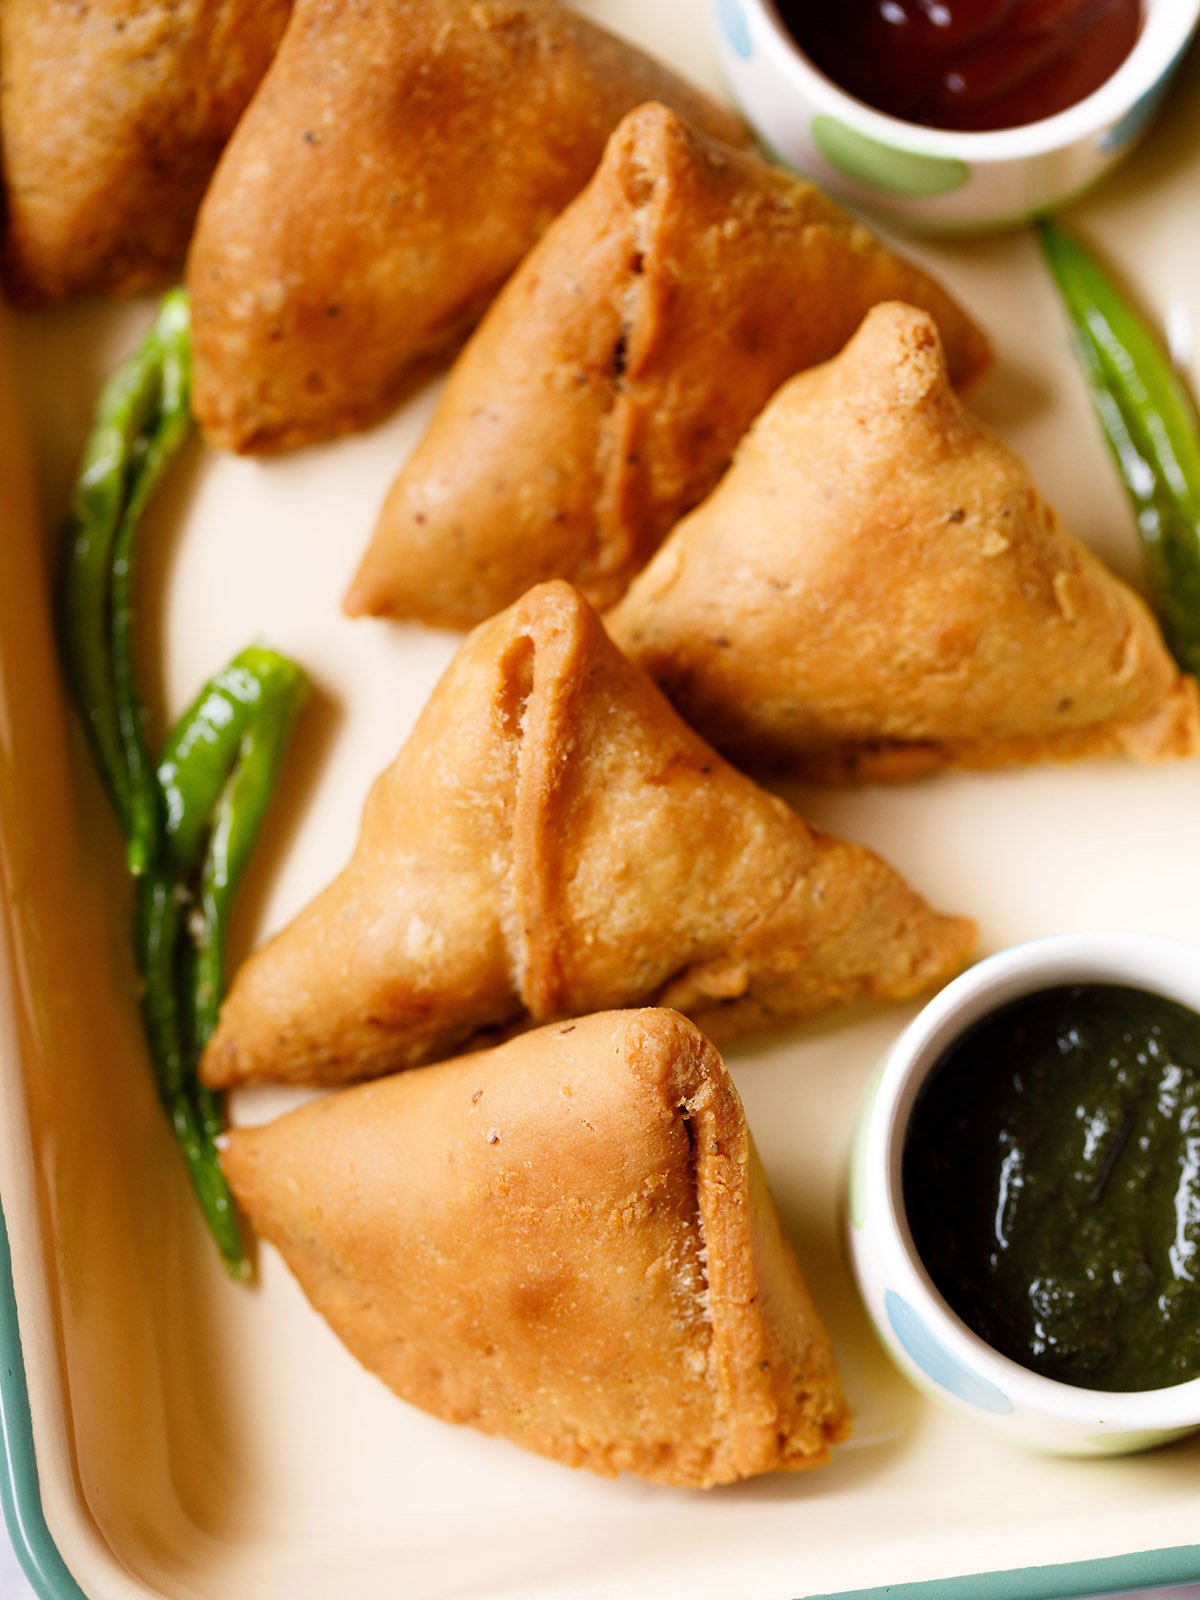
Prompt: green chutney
<box><xmin>903</xmin><ymin>983</ymin><xmax>1200</xmax><ymax>1392</ymax></box>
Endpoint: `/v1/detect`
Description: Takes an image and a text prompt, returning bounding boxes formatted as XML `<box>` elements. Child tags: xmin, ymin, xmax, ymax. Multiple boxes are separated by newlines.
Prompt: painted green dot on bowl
<box><xmin>812</xmin><ymin>116</ymin><xmax>970</xmax><ymax>198</ymax></box>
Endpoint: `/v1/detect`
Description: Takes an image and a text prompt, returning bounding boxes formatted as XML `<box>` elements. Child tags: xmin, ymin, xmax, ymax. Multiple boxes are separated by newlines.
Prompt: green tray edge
<box><xmin>1</xmin><ymin>1195</ymin><xmax>1197</xmax><ymax>1600</ymax></box>
<box><xmin>806</xmin><ymin>1544</ymin><xmax>1200</xmax><ymax>1600</ymax></box>
<box><xmin>0</xmin><ymin>1199</ymin><xmax>87</xmax><ymax>1600</ymax></box>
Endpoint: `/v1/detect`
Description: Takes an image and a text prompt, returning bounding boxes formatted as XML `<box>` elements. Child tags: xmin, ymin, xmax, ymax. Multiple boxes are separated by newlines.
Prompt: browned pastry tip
<box><xmin>609</xmin><ymin>301</ymin><xmax>1200</xmax><ymax>779</ymax></box>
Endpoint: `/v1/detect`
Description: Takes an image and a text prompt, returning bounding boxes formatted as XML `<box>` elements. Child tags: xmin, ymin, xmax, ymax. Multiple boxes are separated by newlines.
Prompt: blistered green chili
<box><xmin>1039</xmin><ymin>220</ymin><xmax>1200</xmax><ymax>677</ymax></box>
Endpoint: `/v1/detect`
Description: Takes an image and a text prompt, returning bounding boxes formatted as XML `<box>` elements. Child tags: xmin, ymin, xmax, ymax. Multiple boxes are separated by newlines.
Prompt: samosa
<box><xmin>609</xmin><ymin>303</ymin><xmax>1200</xmax><ymax>780</ymax></box>
<box><xmin>201</xmin><ymin>581</ymin><xmax>974</xmax><ymax>1090</ymax></box>
<box><xmin>346</xmin><ymin>102</ymin><xmax>991</xmax><ymax>627</ymax></box>
<box><xmin>1</xmin><ymin>0</ymin><xmax>291</xmax><ymax>307</ymax></box>
<box><xmin>221</xmin><ymin>1007</ymin><xmax>850</xmax><ymax>1487</ymax></box>
<box><xmin>187</xmin><ymin>0</ymin><xmax>746</xmax><ymax>453</ymax></box>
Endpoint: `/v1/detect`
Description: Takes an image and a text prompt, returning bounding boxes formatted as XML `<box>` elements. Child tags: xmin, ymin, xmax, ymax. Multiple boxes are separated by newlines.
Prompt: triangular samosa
<box><xmin>346</xmin><ymin>102</ymin><xmax>991</xmax><ymax>627</ymax></box>
<box><xmin>187</xmin><ymin>0</ymin><xmax>746</xmax><ymax>453</ymax></box>
<box><xmin>609</xmin><ymin>303</ymin><xmax>1200</xmax><ymax>780</ymax></box>
<box><xmin>201</xmin><ymin>581</ymin><xmax>974</xmax><ymax>1089</ymax></box>
<box><xmin>221</xmin><ymin>1007</ymin><xmax>850</xmax><ymax>1486</ymax></box>
<box><xmin>1</xmin><ymin>0</ymin><xmax>291</xmax><ymax>307</ymax></box>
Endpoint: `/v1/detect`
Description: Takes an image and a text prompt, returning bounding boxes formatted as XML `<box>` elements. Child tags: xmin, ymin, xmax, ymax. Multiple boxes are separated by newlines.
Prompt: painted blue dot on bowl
<box><xmin>885</xmin><ymin>1289</ymin><xmax>1014</xmax><ymax>1415</ymax></box>
<box><xmin>1099</xmin><ymin>78</ymin><xmax>1171</xmax><ymax>153</ymax></box>
<box><xmin>1099</xmin><ymin>31</ymin><xmax>1194</xmax><ymax>154</ymax></box>
<box><xmin>716</xmin><ymin>0</ymin><xmax>752</xmax><ymax>60</ymax></box>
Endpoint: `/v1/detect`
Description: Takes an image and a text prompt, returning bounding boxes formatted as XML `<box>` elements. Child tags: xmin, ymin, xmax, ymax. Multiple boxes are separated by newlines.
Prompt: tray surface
<box><xmin>2</xmin><ymin>4</ymin><xmax>1200</xmax><ymax>1597</ymax></box>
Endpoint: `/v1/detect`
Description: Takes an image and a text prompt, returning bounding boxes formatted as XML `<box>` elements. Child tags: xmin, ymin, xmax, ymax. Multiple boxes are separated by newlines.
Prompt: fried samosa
<box><xmin>346</xmin><ymin>102</ymin><xmax>991</xmax><ymax>627</ymax></box>
<box><xmin>1</xmin><ymin>0</ymin><xmax>291</xmax><ymax>307</ymax></box>
<box><xmin>221</xmin><ymin>1007</ymin><xmax>850</xmax><ymax>1487</ymax></box>
<box><xmin>608</xmin><ymin>303</ymin><xmax>1200</xmax><ymax>780</ymax></box>
<box><xmin>201</xmin><ymin>581</ymin><xmax>974</xmax><ymax>1089</ymax></box>
<box><xmin>187</xmin><ymin>0</ymin><xmax>746</xmax><ymax>454</ymax></box>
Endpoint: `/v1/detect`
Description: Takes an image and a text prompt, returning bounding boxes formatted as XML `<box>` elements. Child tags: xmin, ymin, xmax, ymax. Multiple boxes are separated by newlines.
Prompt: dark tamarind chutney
<box><xmin>776</xmin><ymin>1</ymin><xmax>1143</xmax><ymax>132</ymax></box>
<box><xmin>904</xmin><ymin>983</ymin><xmax>1200</xmax><ymax>1392</ymax></box>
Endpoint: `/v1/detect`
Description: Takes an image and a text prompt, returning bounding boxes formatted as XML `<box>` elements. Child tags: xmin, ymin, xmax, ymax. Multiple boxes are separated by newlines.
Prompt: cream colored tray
<box><xmin>2</xmin><ymin>5</ymin><xmax>1200</xmax><ymax>1597</ymax></box>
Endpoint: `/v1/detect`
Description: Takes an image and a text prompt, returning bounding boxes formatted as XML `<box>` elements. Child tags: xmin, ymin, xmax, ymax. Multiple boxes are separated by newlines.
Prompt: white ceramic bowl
<box><xmin>848</xmin><ymin>933</ymin><xmax>1200</xmax><ymax>1455</ymax></box>
<box><xmin>710</xmin><ymin>0</ymin><xmax>1200</xmax><ymax>231</ymax></box>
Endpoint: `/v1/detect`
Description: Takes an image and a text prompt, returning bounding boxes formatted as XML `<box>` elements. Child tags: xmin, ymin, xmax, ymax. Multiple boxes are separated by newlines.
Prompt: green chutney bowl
<box><xmin>847</xmin><ymin>932</ymin><xmax>1200</xmax><ymax>1455</ymax></box>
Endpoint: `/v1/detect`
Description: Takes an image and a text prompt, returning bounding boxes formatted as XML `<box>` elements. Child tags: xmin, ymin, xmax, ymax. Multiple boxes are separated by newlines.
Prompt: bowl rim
<box><xmin>735</xmin><ymin>0</ymin><xmax>1200</xmax><ymax>164</ymax></box>
<box><xmin>869</xmin><ymin>931</ymin><xmax>1200</xmax><ymax>1429</ymax></box>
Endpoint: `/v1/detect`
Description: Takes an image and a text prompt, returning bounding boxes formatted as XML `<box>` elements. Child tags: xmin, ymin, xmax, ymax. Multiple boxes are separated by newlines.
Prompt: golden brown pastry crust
<box><xmin>221</xmin><ymin>1008</ymin><xmax>850</xmax><ymax>1487</ymax></box>
<box><xmin>608</xmin><ymin>302</ymin><xmax>1200</xmax><ymax>779</ymax></box>
<box><xmin>1</xmin><ymin>0</ymin><xmax>290</xmax><ymax>308</ymax></box>
<box><xmin>201</xmin><ymin>580</ymin><xmax>974</xmax><ymax>1089</ymax></box>
<box><xmin>187</xmin><ymin>0</ymin><xmax>746</xmax><ymax>454</ymax></box>
<box><xmin>346</xmin><ymin>102</ymin><xmax>991</xmax><ymax>627</ymax></box>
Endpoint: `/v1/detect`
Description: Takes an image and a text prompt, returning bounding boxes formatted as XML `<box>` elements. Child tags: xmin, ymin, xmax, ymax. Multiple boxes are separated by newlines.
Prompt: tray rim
<box><xmin>4</xmin><ymin>22</ymin><xmax>1200</xmax><ymax>1595</ymax></box>
<box><xmin>2</xmin><ymin>1198</ymin><xmax>1199</xmax><ymax>1600</ymax></box>
<box><xmin>0</xmin><ymin>1201</ymin><xmax>86</xmax><ymax>1600</ymax></box>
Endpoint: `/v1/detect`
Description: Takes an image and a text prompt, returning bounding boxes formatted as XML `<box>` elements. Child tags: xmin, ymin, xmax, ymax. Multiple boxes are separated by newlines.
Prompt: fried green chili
<box><xmin>59</xmin><ymin>294</ymin><xmax>308</xmax><ymax>1279</ymax></box>
<box><xmin>140</xmin><ymin>647</ymin><xmax>307</xmax><ymax>1271</ymax></box>
<box><xmin>1039</xmin><ymin>220</ymin><xmax>1200</xmax><ymax>677</ymax></box>
<box><xmin>160</xmin><ymin>648</ymin><xmax>308</xmax><ymax>1156</ymax></box>
<box><xmin>61</xmin><ymin>288</ymin><xmax>193</xmax><ymax>875</ymax></box>
<box><xmin>190</xmin><ymin>658</ymin><xmax>308</xmax><ymax>1062</ymax></box>
<box><xmin>158</xmin><ymin>647</ymin><xmax>303</xmax><ymax>873</ymax></box>
<box><xmin>136</xmin><ymin>865</ymin><xmax>247</xmax><ymax>1275</ymax></box>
